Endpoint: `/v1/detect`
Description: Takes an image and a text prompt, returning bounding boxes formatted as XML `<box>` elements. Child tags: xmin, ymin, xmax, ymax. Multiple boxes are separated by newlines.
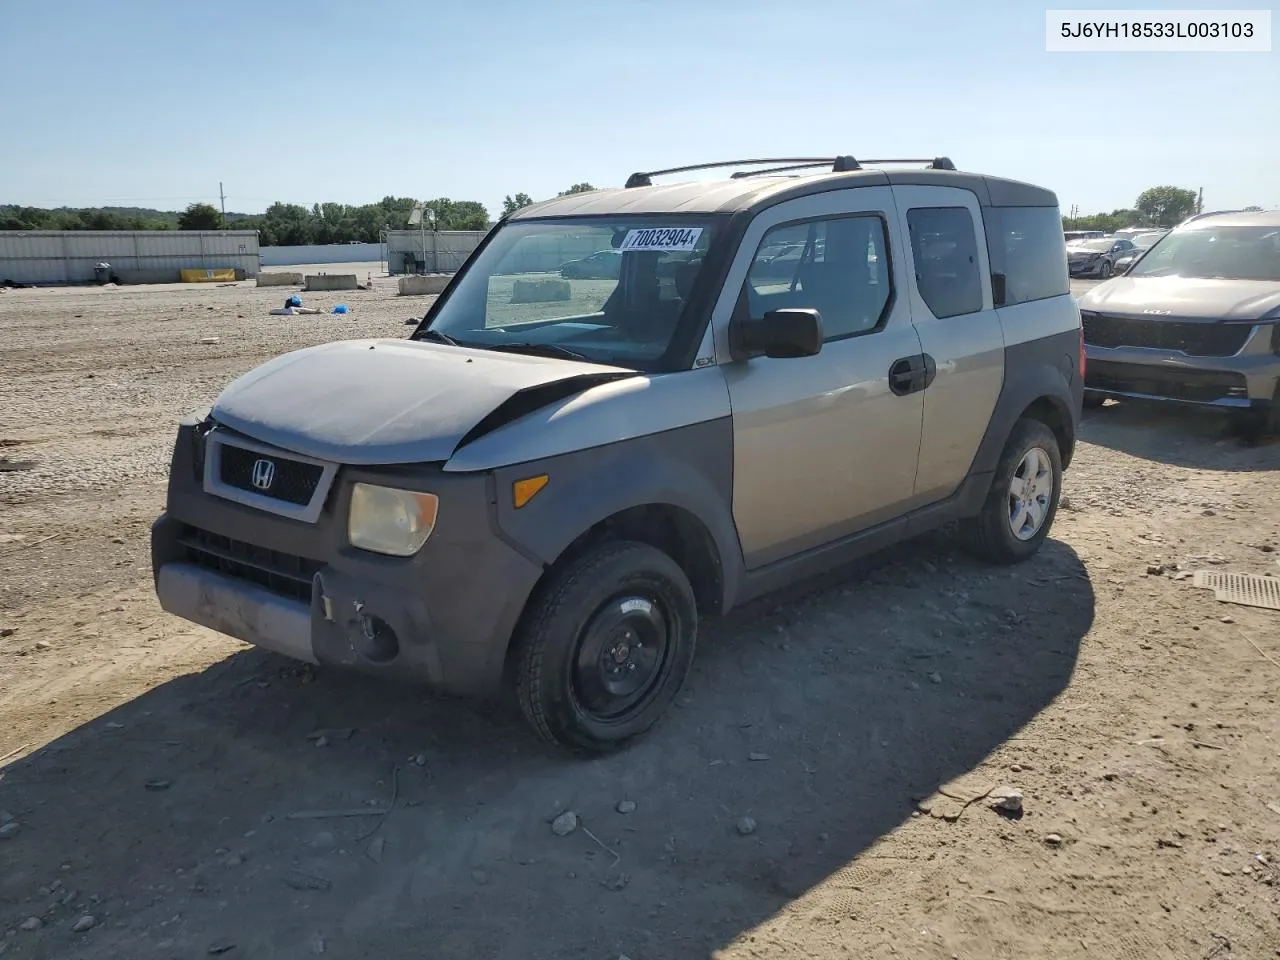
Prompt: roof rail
<box><xmin>1178</xmin><ymin>209</ymin><xmax>1244</xmax><ymax>225</ymax></box>
<box><xmin>623</xmin><ymin>155</ymin><xmax>956</xmax><ymax>188</ymax></box>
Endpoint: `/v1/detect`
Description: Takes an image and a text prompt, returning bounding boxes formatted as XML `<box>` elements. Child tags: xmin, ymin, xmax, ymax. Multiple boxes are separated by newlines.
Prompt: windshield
<box><xmin>1126</xmin><ymin>225</ymin><xmax>1280</xmax><ymax>281</ymax></box>
<box><xmin>417</xmin><ymin>217</ymin><xmax>717</xmax><ymax>369</ymax></box>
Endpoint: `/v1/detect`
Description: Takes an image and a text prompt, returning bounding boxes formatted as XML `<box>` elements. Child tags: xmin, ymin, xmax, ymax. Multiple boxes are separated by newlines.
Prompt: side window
<box><xmin>742</xmin><ymin>214</ymin><xmax>892</xmax><ymax>341</ymax></box>
<box><xmin>982</xmin><ymin>206</ymin><xmax>1071</xmax><ymax>306</ymax></box>
<box><xmin>905</xmin><ymin>207</ymin><xmax>984</xmax><ymax>319</ymax></box>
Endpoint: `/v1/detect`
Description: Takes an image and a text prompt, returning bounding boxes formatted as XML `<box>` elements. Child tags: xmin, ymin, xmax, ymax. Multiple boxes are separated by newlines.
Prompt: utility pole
<box><xmin>1196</xmin><ymin>187</ymin><xmax>1203</xmax><ymax>215</ymax></box>
<box><xmin>219</xmin><ymin>182</ymin><xmax>227</xmax><ymax>221</ymax></box>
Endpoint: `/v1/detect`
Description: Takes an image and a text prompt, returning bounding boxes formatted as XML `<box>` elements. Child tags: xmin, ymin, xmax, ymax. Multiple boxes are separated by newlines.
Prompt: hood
<box><xmin>1078</xmin><ymin>276</ymin><xmax>1280</xmax><ymax>321</ymax></box>
<box><xmin>210</xmin><ymin>338</ymin><xmax>638</xmax><ymax>464</ymax></box>
<box><xmin>1068</xmin><ymin>248</ymin><xmax>1103</xmax><ymax>259</ymax></box>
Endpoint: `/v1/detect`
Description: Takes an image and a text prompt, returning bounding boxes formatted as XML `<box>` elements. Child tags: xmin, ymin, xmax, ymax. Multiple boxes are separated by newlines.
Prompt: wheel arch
<box><xmin>490</xmin><ymin>421</ymin><xmax>745</xmax><ymax>681</ymax></box>
<box><xmin>547</xmin><ymin>503</ymin><xmax>727</xmax><ymax>617</ymax></box>
<box><xmin>970</xmin><ymin>333</ymin><xmax>1082</xmax><ymax>476</ymax></box>
<box><xmin>1020</xmin><ymin>394</ymin><xmax>1076</xmax><ymax>468</ymax></box>
<box><xmin>500</xmin><ymin>500</ymin><xmax>731</xmax><ymax>696</ymax></box>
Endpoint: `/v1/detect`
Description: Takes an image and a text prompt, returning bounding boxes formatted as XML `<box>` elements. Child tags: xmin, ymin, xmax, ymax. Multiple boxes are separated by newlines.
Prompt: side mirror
<box><xmin>731</xmin><ymin>308</ymin><xmax>823</xmax><ymax>360</ymax></box>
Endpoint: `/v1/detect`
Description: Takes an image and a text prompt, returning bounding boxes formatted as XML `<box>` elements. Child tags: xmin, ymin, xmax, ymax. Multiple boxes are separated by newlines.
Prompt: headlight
<box><xmin>348</xmin><ymin>483</ymin><xmax>439</xmax><ymax>557</ymax></box>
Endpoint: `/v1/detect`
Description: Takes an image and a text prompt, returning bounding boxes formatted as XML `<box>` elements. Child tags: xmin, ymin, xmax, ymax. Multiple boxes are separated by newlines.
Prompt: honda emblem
<box><xmin>251</xmin><ymin>458</ymin><xmax>276</xmax><ymax>491</ymax></box>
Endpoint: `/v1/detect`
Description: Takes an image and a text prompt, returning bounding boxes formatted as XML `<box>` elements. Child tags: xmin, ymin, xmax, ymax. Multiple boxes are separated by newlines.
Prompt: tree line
<box><xmin>9</xmin><ymin>183</ymin><xmax>1251</xmax><ymax>244</ymax></box>
<box><xmin>0</xmin><ymin>196</ymin><xmax>493</xmax><ymax>245</ymax></box>
<box><xmin>1063</xmin><ymin>185</ymin><xmax>1262</xmax><ymax>232</ymax></box>
<box><xmin>1</xmin><ymin>184</ymin><xmax>602</xmax><ymax>245</ymax></box>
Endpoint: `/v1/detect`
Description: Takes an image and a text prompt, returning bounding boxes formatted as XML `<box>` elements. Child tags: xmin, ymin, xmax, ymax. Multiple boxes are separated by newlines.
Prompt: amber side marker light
<box><xmin>513</xmin><ymin>474</ymin><xmax>549</xmax><ymax>509</ymax></box>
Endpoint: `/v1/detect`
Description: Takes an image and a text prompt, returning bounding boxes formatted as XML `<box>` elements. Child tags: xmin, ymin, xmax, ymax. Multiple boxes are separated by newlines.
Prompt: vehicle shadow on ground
<box><xmin>0</xmin><ymin>536</ymin><xmax>1093</xmax><ymax>960</ymax></box>
<box><xmin>1081</xmin><ymin>400</ymin><xmax>1280</xmax><ymax>470</ymax></box>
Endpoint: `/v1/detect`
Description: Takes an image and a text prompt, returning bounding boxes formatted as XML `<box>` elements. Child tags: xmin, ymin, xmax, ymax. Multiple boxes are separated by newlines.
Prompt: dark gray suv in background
<box><xmin>1078</xmin><ymin>210</ymin><xmax>1280</xmax><ymax>439</ymax></box>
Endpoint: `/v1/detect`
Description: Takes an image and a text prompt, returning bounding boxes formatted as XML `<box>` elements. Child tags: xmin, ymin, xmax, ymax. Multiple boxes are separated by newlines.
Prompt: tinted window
<box><xmin>906</xmin><ymin>207</ymin><xmax>984</xmax><ymax>318</ymax></box>
<box><xmin>743</xmin><ymin>215</ymin><xmax>891</xmax><ymax>341</ymax></box>
<box><xmin>984</xmin><ymin>206</ymin><xmax>1070</xmax><ymax>306</ymax></box>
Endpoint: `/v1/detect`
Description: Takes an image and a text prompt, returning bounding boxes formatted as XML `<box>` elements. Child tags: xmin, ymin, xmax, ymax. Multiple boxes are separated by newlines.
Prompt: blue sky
<box><xmin>1</xmin><ymin>0</ymin><xmax>1275</xmax><ymax>218</ymax></box>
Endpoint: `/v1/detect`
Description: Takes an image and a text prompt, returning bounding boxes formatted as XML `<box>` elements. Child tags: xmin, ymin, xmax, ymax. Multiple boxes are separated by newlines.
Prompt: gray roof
<box><xmin>509</xmin><ymin>168</ymin><xmax>1059</xmax><ymax>220</ymax></box>
<box><xmin>1179</xmin><ymin>210</ymin><xmax>1280</xmax><ymax>229</ymax></box>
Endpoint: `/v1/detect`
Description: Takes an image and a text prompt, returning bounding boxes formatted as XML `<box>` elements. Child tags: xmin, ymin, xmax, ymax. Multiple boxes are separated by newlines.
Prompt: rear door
<box><xmin>891</xmin><ymin>185</ymin><xmax>1006</xmax><ymax>504</ymax></box>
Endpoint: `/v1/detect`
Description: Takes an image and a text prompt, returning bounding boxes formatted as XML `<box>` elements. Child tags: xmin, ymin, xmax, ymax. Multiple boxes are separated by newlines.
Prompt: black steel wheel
<box><xmin>514</xmin><ymin>541</ymin><xmax>697</xmax><ymax>752</ymax></box>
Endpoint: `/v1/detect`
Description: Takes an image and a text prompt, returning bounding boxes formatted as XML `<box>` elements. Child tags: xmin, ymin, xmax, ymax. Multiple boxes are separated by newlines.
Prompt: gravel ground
<box><xmin>1</xmin><ymin>272</ymin><xmax>1278</xmax><ymax>960</ymax></box>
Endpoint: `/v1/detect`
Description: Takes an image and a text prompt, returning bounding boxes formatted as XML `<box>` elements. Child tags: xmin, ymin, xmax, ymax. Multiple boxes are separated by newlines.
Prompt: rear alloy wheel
<box><xmin>962</xmin><ymin>418</ymin><xmax>1063</xmax><ymax>565</ymax></box>
<box><xmin>1099</xmin><ymin>260</ymin><xmax>1114</xmax><ymax>279</ymax></box>
<box><xmin>514</xmin><ymin>541</ymin><xmax>697</xmax><ymax>753</ymax></box>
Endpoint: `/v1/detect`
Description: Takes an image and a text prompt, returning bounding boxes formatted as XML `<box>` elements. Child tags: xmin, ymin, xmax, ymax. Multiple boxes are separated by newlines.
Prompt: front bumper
<box><xmin>1084</xmin><ymin>345</ymin><xmax>1280</xmax><ymax>410</ymax></box>
<box><xmin>151</xmin><ymin>424</ymin><xmax>544</xmax><ymax>697</ymax></box>
<box><xmin>1068</xmin><ymin>259</ymin><xmax>1106</xmax><ymax>277</ymax></box>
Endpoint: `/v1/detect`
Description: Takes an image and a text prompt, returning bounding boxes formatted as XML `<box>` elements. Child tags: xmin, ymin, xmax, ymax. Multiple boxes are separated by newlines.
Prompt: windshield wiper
<box><xmin>417</xmin><ymin>327</ymin><xmax>461</xmax><ymax>346</ymax></box>
<box><xmin>485</xmin><ymin>342</ymin><xmax>594</xmax><ymax>362</ymax></box>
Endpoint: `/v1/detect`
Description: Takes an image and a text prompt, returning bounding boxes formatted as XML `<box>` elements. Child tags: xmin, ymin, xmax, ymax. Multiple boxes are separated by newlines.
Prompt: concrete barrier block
<box><xmin>397</xmin><ymin>274</ymin><xmax>451</xmax><ymax>296</ymax></box>
<box><xmin>304</xmin><ymin>274</ymin><xmax>359</xmax><ymax>292</ymax></box>
<box><xmin>511</xmin><ymin>278</ymin><xmax>571</xmax><ymax>304</ymax></box>
<box><xmin>258</xmin><ymin>272</ymin><xmax>304</xmax><ymax>287</ymax></box>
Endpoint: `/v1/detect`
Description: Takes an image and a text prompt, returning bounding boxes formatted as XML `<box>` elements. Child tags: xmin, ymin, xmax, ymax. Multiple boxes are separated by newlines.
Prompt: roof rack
<box><xmin>624</xmin><ymin>156</ymin><xmax>955</xmax><ymax>188</ymax></box>
<box><xmin>1178</xmin><ymin>209</ymin><xmax>1244</xmax><ymax>225</ymax></box>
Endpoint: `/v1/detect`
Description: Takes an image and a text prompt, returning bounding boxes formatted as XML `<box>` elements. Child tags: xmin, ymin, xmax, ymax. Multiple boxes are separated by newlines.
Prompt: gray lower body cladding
<box><xmin>152</xmin><ymin>424</ymin><xmax>542</xmax><ymax>697</ymax></box>
<box><xmin>971</xmin><ymin>326</ymin><xmax>1082</xmax><ymax>473</ymax></box>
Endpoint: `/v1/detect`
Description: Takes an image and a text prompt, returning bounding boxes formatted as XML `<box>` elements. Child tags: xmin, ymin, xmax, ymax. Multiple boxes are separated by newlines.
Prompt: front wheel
<box><xmin>1234</xmin><ymin>407</ymin><xmax>1279</xmax><ymax>445</ymax></box>
<box><xmin>514</xmin><ymin>541</ymin><xmax>697</xmax><ymax>753</ymax></box>
<box><xmin>1099</xmin><ymin>260</ymin><xmax>1114</xmax><ymax>279</ymax></box>
<box><xmin>962</xmin><ymin>418</ymin><xmax>1063</xmax><ymax>565</ymax></box>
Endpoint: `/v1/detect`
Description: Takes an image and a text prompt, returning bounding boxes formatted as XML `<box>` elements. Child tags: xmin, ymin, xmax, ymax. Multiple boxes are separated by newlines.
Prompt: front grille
<box><xmin>1086</xmin><ymin>360</ymin><xmax>1247</xmax><ymax>404</ymax></box>
<box><xmin>1083</xmin><ymin>314</ymin><xmax>1253</xmax><ymax>357</ymax></box>
<box><xmin>219</xmin><ymin>443</ymin><xmax>323</xmax><ymax>506</ymax></box>
<box><xmin>179</xmin><ymin>525</ymin><xmax>321</xmax><ymax>603</ymax></box>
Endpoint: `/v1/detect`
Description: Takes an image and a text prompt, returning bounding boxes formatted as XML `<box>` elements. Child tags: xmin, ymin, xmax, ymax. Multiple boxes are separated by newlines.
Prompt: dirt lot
<box><xmin>1</xmin><ymin>272</ymin><xmax>1278</xmax><ymax>960</ymax></box>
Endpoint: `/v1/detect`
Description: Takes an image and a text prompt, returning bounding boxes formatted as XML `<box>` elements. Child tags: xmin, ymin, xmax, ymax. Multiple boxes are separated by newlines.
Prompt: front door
<box><xmin>711</xmin><ymin>187</ymin><xmax>926</xmax><ymax>569</ymax></box>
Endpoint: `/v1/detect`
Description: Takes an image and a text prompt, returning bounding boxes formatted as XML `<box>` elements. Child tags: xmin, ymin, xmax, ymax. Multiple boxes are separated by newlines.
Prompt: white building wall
<box><xmin>0</xmin><ymin>231</ymin><xmax>261</xmax><ymax>284</ymax></box>
<box><xmin>259</xmin><ymin>243</ymin><xmax>383</xmax><ymax>266</ymax></box>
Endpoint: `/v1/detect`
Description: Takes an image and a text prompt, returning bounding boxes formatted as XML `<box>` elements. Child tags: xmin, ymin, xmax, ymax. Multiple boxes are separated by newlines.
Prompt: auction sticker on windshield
<box><xmin>620</xmin><ymin>227</ymin><xmax>704</xmax><ymax>252</ymax></box>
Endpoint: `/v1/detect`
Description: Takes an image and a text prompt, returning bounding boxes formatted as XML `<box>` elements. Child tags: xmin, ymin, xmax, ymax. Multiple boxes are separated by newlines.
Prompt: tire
<box><xmin>962</xmin><ymin>418</ymin><xmax>1063</xmax><ymax>565</ymax></box>
<box><xmin>1099</xmin><ymin>260</ymin><xmax>1113</xmax><ymax>279</ymax></box>
<box><xmin>1234</xmin><ymin>408</ymin><xmax>1278</xmax><ymax>445</ymax></box>
<box><xmin>514</xmin><ymin>541</ymin><xmax>697</xmax><ymax>753</ymax></box>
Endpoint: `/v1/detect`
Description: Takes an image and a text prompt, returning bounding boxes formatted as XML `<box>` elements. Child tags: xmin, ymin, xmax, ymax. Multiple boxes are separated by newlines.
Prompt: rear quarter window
<box><xmin>983</xmin><ymin>206</ymin><xmax>1070</xmax><ymax>306</ymax></box>
<box><xmin>905</xmin><ymin>207</ymin><xmax>984</xmax><ymax>319</ymax></box>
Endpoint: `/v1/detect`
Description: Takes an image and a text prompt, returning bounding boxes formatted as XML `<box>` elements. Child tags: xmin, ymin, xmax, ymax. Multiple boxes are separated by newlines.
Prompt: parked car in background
<box><xmin>559</xmin><ymin>249</ymin><xmax>622</xmax><ymax>279</ymax></box>
<box><xmin>1112</xmin><ymin>231</ymin><xmax>1169</xmax><ymax>274</ymax></box>
<box><xmin>1077</xmin><ymin>209</ymin><xmax>1280</xmax><ymax>440</ymax></box>
<box><xmin>1064</xmin><ymin>230</ymin><xmax>1105</xmax><ymax>242</ymax></box>
<box><xmin>1067</xmin><ymin>237</ymin><xmax>1137</xmax><ymax>279</ymax></box>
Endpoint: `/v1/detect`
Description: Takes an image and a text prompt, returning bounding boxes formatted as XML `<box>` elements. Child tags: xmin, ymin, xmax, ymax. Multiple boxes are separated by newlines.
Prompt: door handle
<box><xmin>888</xmin><ymin>356</ymin><xmax>923</xmax><ymax>396</ymax></box>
